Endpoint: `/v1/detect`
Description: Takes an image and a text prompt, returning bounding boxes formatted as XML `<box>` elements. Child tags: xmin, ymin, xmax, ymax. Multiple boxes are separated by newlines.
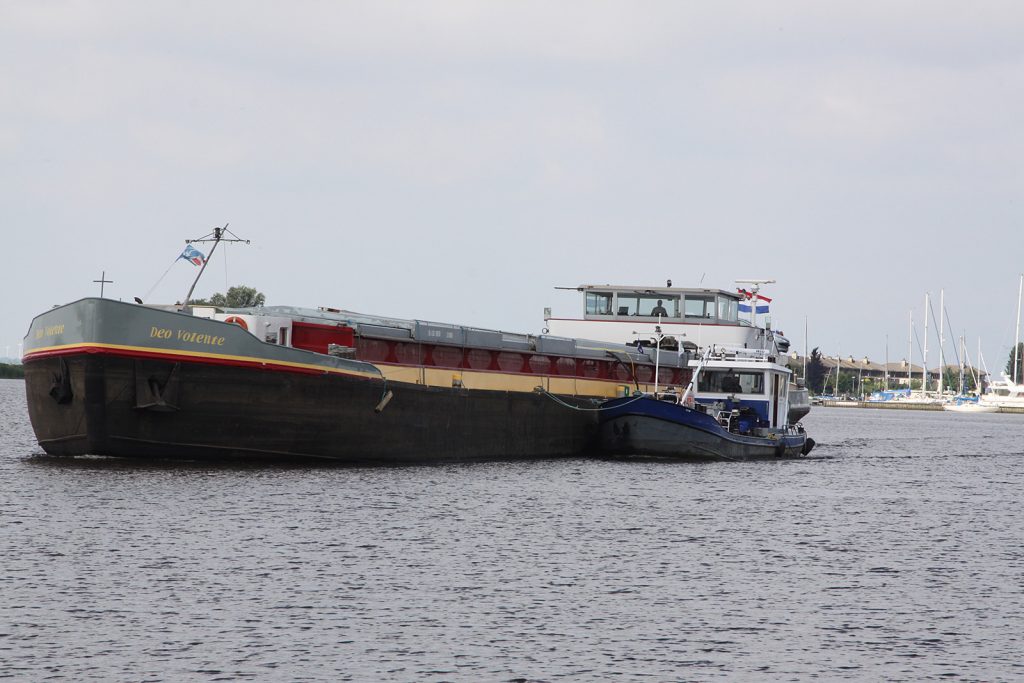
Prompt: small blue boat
<box><xmin>599</xmin><ymin>343</ymin><xmax>814</xmax><ymax>461</ymax></box>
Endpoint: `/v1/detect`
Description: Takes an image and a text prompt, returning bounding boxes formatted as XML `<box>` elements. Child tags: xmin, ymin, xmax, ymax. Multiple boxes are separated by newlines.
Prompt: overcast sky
<box><xmin>3</xmin><ymin>1</ymin><xmax>1022</xmax><ymax>371</ymax></box>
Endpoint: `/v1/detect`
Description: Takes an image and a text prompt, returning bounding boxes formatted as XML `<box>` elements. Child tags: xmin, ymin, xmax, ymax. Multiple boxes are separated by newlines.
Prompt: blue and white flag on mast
<box><xmin>178</xmin><ymin>244</ymin><xmax>206</xmax><ymax>266</ymax></box>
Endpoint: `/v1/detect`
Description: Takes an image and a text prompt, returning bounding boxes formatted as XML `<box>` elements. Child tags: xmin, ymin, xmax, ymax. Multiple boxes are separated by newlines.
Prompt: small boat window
<box><xmin>698</xmin><ymin>370</ymin><xmax>765</xmax><ymax>394</ymax></box>
<box><xmin>586</xmin><ymin>292</ymin><xmax>613</xmax><ymax>315</ymax></box>
<box><xmin>717</xmin><ymin>297</ymin><xmax>738</xmax><ymax>323</ymax></box>
<box><xmin>684</xmin><ymin>295</ymin><xmax>715</xmax><ymax>319</ymax></box>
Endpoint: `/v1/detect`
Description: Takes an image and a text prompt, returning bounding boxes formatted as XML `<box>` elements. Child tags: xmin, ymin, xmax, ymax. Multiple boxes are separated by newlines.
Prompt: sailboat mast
<box><xmin>885</xmin><ymin>334</ymin><xmax>889</xmax><ymax>391</ymax></box>
<box><xmin>835</xmin><ymin>350</ymin><xmax>841</xmax><ymax>396</ymax></box>
<box><xmin>976</xmin><ymin>338</ymin><xmax>983</xmax><ymax>392</ymax></box>
<box><xmin>923</xmin><ymin>293</ymin><xmax>929</xmax><ymax>396</ymax></box>
<box><xmin>958</xmin><ymin>335</ymin><xmax>965</xmax><ymax>395</ymax></box>
<box><xmin>908</xmin><ymin>310</ymin><xmax>913</xmax><ymax>388</ymax></box>
<box><xmin>1015</xmin><ymin>274</ymin><xmax>1023</xmax><ymax>384</ymax></box>
<box><xmin>938</xmin><ymin>288</ymin><xmax>945</xmax><ymax>396</ymax></box>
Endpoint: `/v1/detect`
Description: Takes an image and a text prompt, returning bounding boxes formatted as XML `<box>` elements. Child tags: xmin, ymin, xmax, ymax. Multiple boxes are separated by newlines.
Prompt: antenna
<box><xmin>735</xmin><ymin>279</ymin><xmax>777</xmax><ymax>288</ymax></box>
<box><xmin>182</xmin><ymin>223</ymin><xmax>250</xmax><ymax>308</ymax></box>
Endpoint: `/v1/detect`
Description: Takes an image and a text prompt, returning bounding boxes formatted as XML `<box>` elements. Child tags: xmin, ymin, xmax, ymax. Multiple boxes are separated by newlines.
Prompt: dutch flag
<box><xmin>737</xmin><ymin>288</ymin><xmax>771</xmax><ymax>314</ymax></box>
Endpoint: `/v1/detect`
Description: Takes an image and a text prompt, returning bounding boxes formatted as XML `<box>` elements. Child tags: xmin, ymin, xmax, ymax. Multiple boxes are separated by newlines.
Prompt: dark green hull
<box><xmin>25</xmin><ymin>353</ymin><xmax>599</xmax><ymax>463</ymax></box>
<box><xmin>22</xmin><ymin>298</ymin><xmax>600</xmax><ymax>463</ymax></box>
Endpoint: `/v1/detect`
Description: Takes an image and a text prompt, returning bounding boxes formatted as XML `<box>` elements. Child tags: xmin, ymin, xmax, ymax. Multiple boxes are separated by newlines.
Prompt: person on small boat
<box><xmin>721</xmin><ymin>371</ymin><xmax>742</xmax><ymax>393</ymax></box>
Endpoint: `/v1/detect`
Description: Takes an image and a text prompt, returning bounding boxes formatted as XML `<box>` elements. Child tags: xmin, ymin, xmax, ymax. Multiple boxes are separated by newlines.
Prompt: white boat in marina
<box><xmin>943</xmin><ymin>397</ymin><xmax>999</xmax><ymax>413</ymax></box>
<box><xmin>977</xmin><ymin>275</ymin><xmax>1024</xmax><ymax>412</ymax></box>
<box><xmin>945</xmin><ymin>403</ymin><xmax>998</xmax><ymax>413</ymax></box>
<box><xmin>888</xmin><ymin>391</ymin><xmax>944</xmax><ymax>406</ymax></box>
<box><xmin>979</xmin><ymin>374</ymin><xmax>1024</xmax><ymax>410</ymax></box>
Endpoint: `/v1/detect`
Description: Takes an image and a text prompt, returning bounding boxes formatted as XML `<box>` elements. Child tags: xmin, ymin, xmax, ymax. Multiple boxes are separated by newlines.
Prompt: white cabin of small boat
<box><xmin>687</xmin><ymin>348</ymin><xmax>794</xmax><ymax>431</ymax></box>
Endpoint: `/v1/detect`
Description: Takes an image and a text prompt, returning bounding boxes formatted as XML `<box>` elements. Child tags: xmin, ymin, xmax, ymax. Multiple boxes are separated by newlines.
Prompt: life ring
<box><xmin>224</xmin><ymin>315</ymin><xmax>248</xmax><ymax>331</ymax></box>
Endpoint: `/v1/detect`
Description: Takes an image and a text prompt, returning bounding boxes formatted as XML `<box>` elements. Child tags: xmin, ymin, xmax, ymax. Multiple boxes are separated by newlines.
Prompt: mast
<box><xmin>908</xmin><ymin>309</ymin><xmax>913</xmax><ymax>388</ymax></box>
<box><xmin>1015</xmin><ymin>274</ymin><xmax>1023</xmax><ymax>384</ymax></box>
<box><xmin>921</xmin><ymin>292</ymin><xmax>929</xmax><ymax>395</ymax></box>
<box><xmin>735</xmin><ymin>278</ymin><xmax>776</xmax><ymax>330</ymax></box>
<box><xmin>835</xmin><ymin>351</ymin><xmax>841</xmax><ymax>396</ymax></box>
<box><xmin>653</xmin><ymin>326</ymin><xmax>662</xmax><ymax>395</ymax></box>
<box><xmin>884</xmin><ymin>334</ymin><xmax>889</xmax><ymax>391</ymax></box>
<box><xmin>93</xmin><ymin>271</ymin><xmax>114</xmax><ymax>298</ymax></box>
<box><xmin>182</xmin><ymin>224</ymin><xmax>250</xmax><ymax>309</ymax></box>
<box><xmin>938</xmin><ymin>288</ymin><xmax>945</xmax><ymax>396</ymax></box>
<box><xmin>959</xmin><ymin>335</ymin><xmax>965</xmax><ymax>396</ymax></box>
<box><xmin>803</xmin><ymin>316</ymin><xmax>808</xmax><ymax>382</ymax></box>
<box><xmin>976</xmin><ymin>338</ymin><xmax>983</xmax><ymax>393</ymax></box>
<box><xmin>922</xmin><ymin>293</ymin><xmax>929</xmax><ymax>396</ymax></box>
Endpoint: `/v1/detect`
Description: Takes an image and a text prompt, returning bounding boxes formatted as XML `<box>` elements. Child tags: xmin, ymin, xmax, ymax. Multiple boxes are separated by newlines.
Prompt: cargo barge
<box><xmin>23</xmin><ymin>297</ymin><xmax>689</xmax><ymax>463</ymax></box>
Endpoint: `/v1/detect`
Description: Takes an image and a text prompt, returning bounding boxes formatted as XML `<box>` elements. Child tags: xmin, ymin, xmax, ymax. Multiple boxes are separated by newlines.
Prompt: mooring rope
<box><xmin>534</xmin><ymin>388</ymin><xmax>649</xmax><ymax>412</ymax></box>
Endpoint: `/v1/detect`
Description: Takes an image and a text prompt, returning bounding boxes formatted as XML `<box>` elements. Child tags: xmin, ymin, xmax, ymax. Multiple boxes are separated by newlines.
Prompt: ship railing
<box><xmin>702</xmin><ymin>345</ymin><xmax>772</xmax><ymax>362</ymax></box>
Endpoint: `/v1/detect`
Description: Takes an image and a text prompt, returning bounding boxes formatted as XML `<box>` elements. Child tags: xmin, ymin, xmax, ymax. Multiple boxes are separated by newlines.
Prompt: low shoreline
<box><xmin>816</xmin><ymin>400</ymin><xmax>1024</xmax><ymax>413</ymax></box>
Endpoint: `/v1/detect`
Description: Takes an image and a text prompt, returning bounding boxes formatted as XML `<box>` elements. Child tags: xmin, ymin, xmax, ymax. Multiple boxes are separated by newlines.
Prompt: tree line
<box><xmin>0</xmin><ymin>363</ymin><xmax>25</xmax><ymax>379</ymax></box>
<box><xmin>189</xmin><ymin>285</ymin><xmax>266</xmax><ymax>308</ymax></box>
<box><xmin>795</xmin><ymin>345</ymin><xmax>1006</xmax><ymax>396</ymax></box>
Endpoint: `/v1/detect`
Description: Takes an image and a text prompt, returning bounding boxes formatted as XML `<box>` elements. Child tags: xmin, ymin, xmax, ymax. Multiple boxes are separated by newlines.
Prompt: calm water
<box><xmin>2</xmin><ymin>377</ymin><xmax>1024</xmax><ymax>682</ymax></box>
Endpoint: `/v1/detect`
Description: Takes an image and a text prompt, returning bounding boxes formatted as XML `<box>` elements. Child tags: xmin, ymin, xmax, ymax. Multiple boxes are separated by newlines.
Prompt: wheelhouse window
<box><xmin>698</xmin><ymin>370</ymin><xmax>765</xmax><ymax>394</ymax></box>
<box><xmin>614</xmin><ymin>294</ymin><xmax>679</xmax><ymax>317</ymax></box>
<box><xmin>585</xmin><ymin>291</ymin><xmax>613</xmax><ymax>316</ymax></box>
<box><xmin>717</xmin><ymin>296</ymin><xmax>738</xmax><ymax>323</ymax></box>
<box><xmin>684</xmin><ymin>295</ymin><xmax>715</xmax><ymax>319</ymax></box>
<box><xmin>640</xmin><ymin>295</ymin><xmax>678</xmax><ymax>318</ymax></box>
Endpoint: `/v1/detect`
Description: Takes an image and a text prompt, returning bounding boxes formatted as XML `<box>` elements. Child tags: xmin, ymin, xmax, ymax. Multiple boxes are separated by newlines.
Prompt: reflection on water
<box><xmin>3</xmin><ymin>378</ymin><xmax>1024</xmax><ymax>680</ymax></box>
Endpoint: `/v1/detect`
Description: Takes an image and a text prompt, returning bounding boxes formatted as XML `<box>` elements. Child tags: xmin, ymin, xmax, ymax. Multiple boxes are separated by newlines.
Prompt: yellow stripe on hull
<box><xmin>376</xmin><ymin>363</ymin><xmax>676</xmax><ymax>399</ymax></box>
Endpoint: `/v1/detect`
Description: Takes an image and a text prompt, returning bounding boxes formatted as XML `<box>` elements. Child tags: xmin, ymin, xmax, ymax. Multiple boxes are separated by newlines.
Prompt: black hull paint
<box><xmin>600</xmin><ymin>414</ymin><xmax>806</xmax><ymax>461</ymax></box>
<box><xmin>25</xmin><ymin>355</ymin><xmax>599</xmax><ymax>463</ymax></box>
<box><xmin>597</xmin><ymin>396</ymin><xmax>807</xmax><ymax>462</ymax></box>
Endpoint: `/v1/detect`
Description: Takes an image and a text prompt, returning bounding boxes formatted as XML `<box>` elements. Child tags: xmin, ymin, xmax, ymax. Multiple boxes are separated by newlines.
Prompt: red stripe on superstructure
<box><xmin>357</xmin><ymin>339</ymin><xmax>687</xmax><ymax>386</ymax></box>
<box><xmin>292</xmin><ymin>321</ymin><xmax>355</xmax><ymax>355</ymax></box>
<box><xmin>21</xmin><ymin>345</ymin><xmax>373</xmax><ymax>379</ymax></box>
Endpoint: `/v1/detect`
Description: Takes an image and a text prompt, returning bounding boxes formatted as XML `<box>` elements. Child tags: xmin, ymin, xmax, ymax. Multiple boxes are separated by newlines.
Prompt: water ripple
<box><xmin>3</xmin><ymin>383</ymin><xmax>1024</xmax><ymax>680</ymax></box>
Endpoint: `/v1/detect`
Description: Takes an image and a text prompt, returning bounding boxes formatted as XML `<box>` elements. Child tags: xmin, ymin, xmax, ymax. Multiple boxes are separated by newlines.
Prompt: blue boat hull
<box><xmin>599</xmin><ymin>396</ymin><xmax>809</xmax><ymax>461</ymax></box>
